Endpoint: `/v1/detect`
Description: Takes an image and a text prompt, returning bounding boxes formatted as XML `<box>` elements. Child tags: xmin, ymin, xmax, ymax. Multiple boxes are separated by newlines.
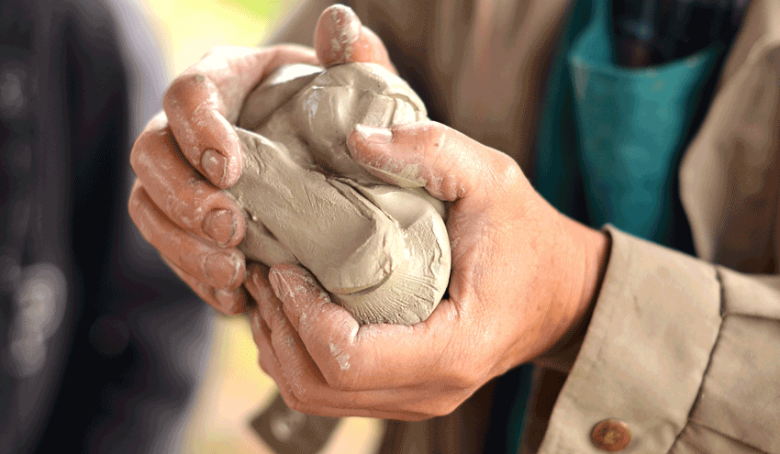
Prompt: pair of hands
<box><xmin>129</xmin><ymin>5</ymin><xmax>609</xmax><ymax>420</ymax></box>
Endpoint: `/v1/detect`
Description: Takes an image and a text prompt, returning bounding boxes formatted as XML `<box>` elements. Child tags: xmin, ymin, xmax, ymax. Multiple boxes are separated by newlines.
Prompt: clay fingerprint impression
<box><xmin>226</xmin><ymin>63</ymin><xmax>451</xmax><ymax>325</ymax></box>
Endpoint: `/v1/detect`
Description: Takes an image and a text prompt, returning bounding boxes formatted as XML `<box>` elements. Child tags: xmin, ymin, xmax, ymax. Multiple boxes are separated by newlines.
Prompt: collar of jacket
<box><xmin>680</xmin><ymin>0</ymin><xmax>780</xmax><ymax>274</ymax></box>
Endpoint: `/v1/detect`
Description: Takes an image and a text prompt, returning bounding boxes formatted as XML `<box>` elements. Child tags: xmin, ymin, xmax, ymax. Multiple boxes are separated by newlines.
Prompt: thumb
<box><xmin>346</xmin><ymin>122</ymin><xmax>522</xmax><ymax>202</ymax></box>
<box><xmin>314</xmin><ymin>4</ymin><xmax>396</xmax><ymax>73</ymax></box>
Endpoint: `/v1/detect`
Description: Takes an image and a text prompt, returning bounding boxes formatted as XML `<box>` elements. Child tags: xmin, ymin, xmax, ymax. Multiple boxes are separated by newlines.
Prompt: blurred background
<box><xmin>138</xmin><ymin>1</ymin><xmax>382</xmax><ymax>453</ymax></box>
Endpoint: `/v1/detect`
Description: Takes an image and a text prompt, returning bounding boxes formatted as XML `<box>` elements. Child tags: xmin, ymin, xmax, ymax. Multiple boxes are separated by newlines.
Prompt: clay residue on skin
<box><xmin>329</xmin><ymin>5</ymin><xmax>360</xmax><ymax>60</ymax></box>
<box><xmin>227</xmin><ymin>63</ymin><xmax>450</xmax><ymax>325</ymax></box>
<box><xmin>362</xmin><ymin>162</ymin><xmax>428</xmax><ymax>188</ymax></box>
<box><xmin>329</xmin><ymin>342</ymin><xmax>351</xmax><ymax>371</ymax></box>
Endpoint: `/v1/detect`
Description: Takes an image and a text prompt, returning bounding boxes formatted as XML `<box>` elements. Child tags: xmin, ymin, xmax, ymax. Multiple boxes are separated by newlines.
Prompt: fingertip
<box><xmin>215</xmin><ymin>287</ymin><xmax>250</xmax><ymax>315</ymax></box>
<box><xmin>346</xmin><ymin>124</ymin><xmax>392</xmax><ymax>165</ymax></box>
<box><xmin>223</xmin><ymin>156</ymin><xmax>242</xmax><ymax>187</ymax></box>
<box><xmin>267</xmin><ymin>264</ymin><xmax>296</xmax><ymax>301</ymax></box>
<box><xmin>347</xmin><ymin>125</ymin><xmax>427</xmax><ymax>188</ymax></box>
<box><xmin>163</xmin><ymin>73</ymin><xmax>242</xmax><ymax>188</ymax></box>
<box><xmin>246</xmin><ymin>262</ymin><xmax>271</xmax><ymax>282</ymax></box>
<box><xmin>244</xmin><ymin>262</ymin><xmax>274</xmax><ymax>301</ymax></box>
<box><xmin>314</xmin><ymin>4</ymin><xmax>361</xmax><ymax>66</ymax></box>
<box><xmin>314</xmin><ymin>6</ymin><xmax>395</xmax><ymax>73</ymax></box>
<box><xmin>212</xmin><ymin>117</ymin><xmax>244</xmax><ymax>188</ymax></box>
<box><xmin>127</xmin><ymin>179</ymin><xmax>144</xmax><ymax>220</ymax></box>
<box><xmin>197</xmin><ymin>117</ymin><xmax>243</xmax><ymax>188</ymax></box>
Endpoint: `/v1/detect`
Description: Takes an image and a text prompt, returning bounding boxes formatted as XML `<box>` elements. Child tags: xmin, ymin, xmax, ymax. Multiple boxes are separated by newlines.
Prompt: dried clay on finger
<box><xmin>226</xmin><ymin>63</ymin><xmax>450</xmax><ymax>325</ymax></box>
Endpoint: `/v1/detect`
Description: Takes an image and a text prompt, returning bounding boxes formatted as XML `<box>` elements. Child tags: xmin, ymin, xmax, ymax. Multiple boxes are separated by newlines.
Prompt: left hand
<box><xmin>127</xmin><ymin>5</ymin><xmax>394</xmax><ymax>315</ymax></box>
<box><xmin>246</xmin><ymin>121</ymin><xmax>609</xmax><ymax>420</ymax></box>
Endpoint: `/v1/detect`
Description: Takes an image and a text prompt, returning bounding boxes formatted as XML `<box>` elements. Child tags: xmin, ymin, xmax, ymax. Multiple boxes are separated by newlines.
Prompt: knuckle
<box><xmin>127</xmin><ymin>182</ymin><xmax>143</xmax><ymax>217</ymax></box>
<box><xmin>317</xmin><ymin>341</ymin><xmax>359</xmax><ymax>390</ymax></box>
<box><xmin>430</xmin><ymin>400</ymin><xmax>459</xmax><ymax>418</ymax></box>
<box><xmin>164</xmin><ymin>73</ymin><xmax>210</xmax><ymax>110</ymax></box>
<box><xmin>450</xmin><ymin>367</ymin><xmax>480</xmax><ymax>389</ymax></box>
<box><xmin>421</xmin><ymin>121</ymin><xmax>449</xmax><ymax>151</ymax></box>
<box><xmin>130</xmin><ymin>129</ymin><xmax>157</xmax><ymax>172</ymax></box>
<box><xmin>404</xmin><ymin>413</ymin><xmax>430</xmax><ymax>422</ymax></box>
<box><xmin>441</xmin><ymin>348</ymin><xmax>482</xmax><ymax>389</ymax></box>
<box><xmin>291</xmin><ymin>386</ymin><xmax>313</xmax><ymax>406</ymax></box>
<box><xmin>439</xmin><ymin>172</ymin><xmax>461</xmax><ymax>199</ymax></box>
<box><xmin>440</xmin><ymin>392</ymin><xmax>471</xmax><ymax>416</ymax></box>
<box><xmin>127</xmin><ymin>185</ymin><xmax>153</xmax><ymax>238</ymax></box>
<box><xmin>280</xmin><ymin>391</ymin><xmax>305</xmax><ymax>412</ymax></box>
<box><xmin>130</xmin><ymin>114</ymin><xmax>170</xmax><ymax>172</ymax></box>
<box><xmin>491</xmin><ymin>153</ymin><xmax>524</xmax><ymax>189</ymax></box>
<box><xmin>320</xmin><ymin>363</ymin><xmax>352</xmax><ymax>389</ymax></box>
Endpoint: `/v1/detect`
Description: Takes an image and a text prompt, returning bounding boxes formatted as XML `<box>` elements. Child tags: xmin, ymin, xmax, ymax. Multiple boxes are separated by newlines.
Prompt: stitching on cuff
<box><xmin>666</xmin><ymin>267</ymin><xmax>726</xmax><ymax>454</ymax></box>
<box><xmin>569</xmin><ymin>229</ymin><xmax>631</xmax><ymax>409</ymax></box>
<box><xmin>684</xmin><ymin>421</ymin><xmax>770</xmax><ymax>454</ymax></box>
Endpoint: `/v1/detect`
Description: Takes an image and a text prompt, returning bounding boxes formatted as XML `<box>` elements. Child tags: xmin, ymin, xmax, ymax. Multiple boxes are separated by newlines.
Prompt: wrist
<box><xmin>535</xmin><ymin>220</ymin><xmax>610</xmax><ymax>372</ymax></box>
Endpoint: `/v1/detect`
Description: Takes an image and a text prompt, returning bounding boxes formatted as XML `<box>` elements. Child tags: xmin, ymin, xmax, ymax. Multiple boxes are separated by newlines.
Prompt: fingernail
<box><xmin>355</xmin><ymin>124</ymin><xmax>393</xmax><ymax>144</ymax></box>
<box><xmin>203</xmin><ymin>252</ymin><xmax>240</xmax><ymax>289</ymax></box>
<box><xmin>330</xmin><ymin>5</ymin><xmax>360</xmax><ymax>47</ymax></box>
<box><xmin>202</xmin><ymin>209</ymin><xmax>235</xmax><ymax>246</ymax></box>
<box><xmin>269</xmin><ymin>270</ymin><xmax>290</xmax><ymax>300</ymax></box>
<box><xmin>201</xmin><ymin>149</ymin><xmax>226</xmax><ymax>185</ymax></box>
<box><xmin>250</xmin><ymin>269</ymin><xmax>274</xmax><ymax>301</ymax></box>
<box><xmin>318</xmin><ymin>5</ymin><xmax>361</xmax><ymax>64</ymax></box>
<box><xmin>215</xmin><ymin>288</ymin><xmax>239</xmax><ymax>313</ymax></box>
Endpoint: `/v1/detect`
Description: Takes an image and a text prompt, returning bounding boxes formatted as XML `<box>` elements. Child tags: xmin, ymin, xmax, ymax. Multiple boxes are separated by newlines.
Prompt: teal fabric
<box><xmin>506</xmin><ymin>0</ymin><xmax>725</xmax><ymax>452</ymax></box>
<box><xmin>536</xmin><ymin>0</ymin><xmax>723</xmax><ymax>245</ymax></box>
<box><xmin>566</xmin><ymin>0</ymin><xmax>723</xmax><ymax>244</ymax></box>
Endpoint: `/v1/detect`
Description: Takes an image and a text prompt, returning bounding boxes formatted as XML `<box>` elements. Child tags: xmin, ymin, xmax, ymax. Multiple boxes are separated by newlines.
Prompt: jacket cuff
<box><xmin>538</xmin><ymin>226</ymin><xmax>722</xmax><ymax>453</ymax></box>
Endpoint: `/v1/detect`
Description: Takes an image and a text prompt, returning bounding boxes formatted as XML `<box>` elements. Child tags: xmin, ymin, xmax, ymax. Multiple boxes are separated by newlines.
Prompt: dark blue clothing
<box><xmin>0</xmin><ymin>1</ymin><xmax>210</xmax><ymax>452</ymax></box>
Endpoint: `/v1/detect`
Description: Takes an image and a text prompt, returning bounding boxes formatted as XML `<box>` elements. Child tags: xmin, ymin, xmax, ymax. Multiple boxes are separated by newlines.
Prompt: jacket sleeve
<box><xmin>538</xmin><ymin>227</ymin><xmax>780</xmax><ymax>454</ymax></box>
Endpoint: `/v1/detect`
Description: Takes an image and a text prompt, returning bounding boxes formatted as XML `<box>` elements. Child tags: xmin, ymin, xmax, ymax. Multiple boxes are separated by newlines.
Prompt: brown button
<box><xmin>591</xmin><ymin>419</ymin><xmax>631</xmax><ymax>452</ymax></box>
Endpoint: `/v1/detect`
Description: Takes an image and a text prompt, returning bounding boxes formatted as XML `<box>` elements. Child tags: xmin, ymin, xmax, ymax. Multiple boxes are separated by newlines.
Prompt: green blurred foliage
<box><xmin>221</xmin><ymin>0</ymin><xmax>284</xmax><ymax>19</ymax></box>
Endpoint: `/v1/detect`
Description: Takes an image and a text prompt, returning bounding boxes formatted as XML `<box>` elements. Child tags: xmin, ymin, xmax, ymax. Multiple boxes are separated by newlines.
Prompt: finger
<box><xmin>244</xmin><ymin>262</ymin><xmax>273</xmax><ymax>302</ymax></box>
<box><xmin>161</xmin><ymin>256</ymin><xmax>249</xmax><ymax>315</ymax></box>
<box><xmin>130</xmin><ymin>113</ymin><xmax>246</xmax><ymax>247</ymax></box>
<box><xmin>246</xmin><ymin>263</ymin><xmax>289</xmax><ymax>344</ymax></box>
<box><xmin>248</xmin><ymin>308</ymin><xmax>280</xmax><ymax>378</ymax></box>
<box><xmin>248</xmin><ymin>292</ymin><xmax>443</xmax><ymax>420</ymax></box>
<box><xmin>266</xmin><ymin>264</ymin><xmax>463</xmax><ymax>392</ymax></box>
<box><xmin>129</xmin><ymin>181</ymin><xmax>246</xmax><ymax>293</ymax></box>
<box><xmin>254</xmin><ymin>323</ymin><xmax>429</xmax><ymax>420</ymax></box>
<box><xmin>346</xmin><ymin>122</ymin><xmax>527</xmax><ymax>202</ymax></box>
<box><xmin>314</xmin><ymin>5</ymin><xmax>396</xmax><ymax>73</ymax></box>
<box><xmin>164</xmin><ymin>45</ymin><xmax>319</xmax><ymax>187</ymax></box>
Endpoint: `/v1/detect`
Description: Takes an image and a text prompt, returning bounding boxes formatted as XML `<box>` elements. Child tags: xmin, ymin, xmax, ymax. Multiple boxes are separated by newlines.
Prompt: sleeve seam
<box><xmin>682</xmin><ymin>421</ymin><xmax>771</xmax><ymax>454</ymax></box>
<box><xmin>666</xmin><ymin>266</ymin><xmax>726</xmax><ymax>454</ymax></box>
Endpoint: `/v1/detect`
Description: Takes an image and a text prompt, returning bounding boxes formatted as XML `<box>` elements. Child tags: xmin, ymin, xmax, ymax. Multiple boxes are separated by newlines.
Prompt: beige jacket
<box><xmin>265</xmin><ymin>0</ymin><xmax>780</xmax><ymax>452</ymax></box>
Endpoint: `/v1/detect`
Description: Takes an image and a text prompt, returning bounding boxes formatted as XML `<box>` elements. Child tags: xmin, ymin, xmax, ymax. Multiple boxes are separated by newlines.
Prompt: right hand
<box><xmin>128</xmin><ymin>5</ymin><xmax>396</xmax><ymax>314</ymax></box>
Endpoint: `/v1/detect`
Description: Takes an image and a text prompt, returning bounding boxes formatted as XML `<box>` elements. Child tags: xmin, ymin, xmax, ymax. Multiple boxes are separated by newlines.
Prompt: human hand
<box><xmin>128</xmin><ymin>5</ymin><xmax>394</xmax><ymax>314</ymax></box>
<box><xmin>246</xmin><ymin>121</ymin><xmax>609</xmax><ymax>420</ymax></box>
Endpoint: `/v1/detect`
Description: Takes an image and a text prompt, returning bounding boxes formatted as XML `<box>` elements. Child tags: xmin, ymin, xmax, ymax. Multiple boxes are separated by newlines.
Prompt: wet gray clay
<box><xmin>227</xmin><ymin>63</ymin><xmax>450</xmax><ymax>325</ymax></box>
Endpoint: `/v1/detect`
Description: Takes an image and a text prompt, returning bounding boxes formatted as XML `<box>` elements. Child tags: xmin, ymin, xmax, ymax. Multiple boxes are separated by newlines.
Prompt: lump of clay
<box><xmin>226</xmin><ymin>62</ymin><xmax>450</xmax><ymax>325</ymax></box>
